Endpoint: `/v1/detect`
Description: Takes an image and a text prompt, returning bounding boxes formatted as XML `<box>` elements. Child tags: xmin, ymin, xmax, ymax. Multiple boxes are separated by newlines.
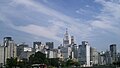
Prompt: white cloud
<box><xmin>76</xmin><ymin>7</ymin><xmax>97</xmax><ymax>18</ymax></box>
<box><xmin>2</xmin><ymin>0</ymin><xmax>120</xmax><ymax>43</ymax></box>
<box><xmin>90</xmin><ymin>0</ymin><xmax>120</xmax><ymax>35</ymax></box>
<box><xmin>15</xmin><ymin>24</ymin><xmax>62</xmax><ymax>41</ymax></box>
<box><xmin>4</xmin><ymin>0</ymin><xmax>92</xmax><ymax>40</ymax></box>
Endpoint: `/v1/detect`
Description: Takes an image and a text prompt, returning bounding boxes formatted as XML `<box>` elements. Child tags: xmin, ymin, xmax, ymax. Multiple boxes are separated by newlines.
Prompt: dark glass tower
<box><xmin>110</xmin><ymin>44</ymin><xmax>117</xmax><ymax>62</ymax></box>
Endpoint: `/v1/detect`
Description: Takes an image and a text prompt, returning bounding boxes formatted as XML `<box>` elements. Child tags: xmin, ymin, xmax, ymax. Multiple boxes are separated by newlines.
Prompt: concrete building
<box><xmin>98</xmin><ymin>51</ymin><xmax>106</xmax><ymax>65</ymax></box>
<box><xmin>90</xmin><ymin>47</ymin><xmax>99</xmax><ymax>66</ymax></box>
<box><xmin>47</xmin><ymin>49</ymin><xmax>58</xmax><ymax>58</ymax></box>
<box><xmin>17</xmin><ymin>43</ymin><xmax>33</xmax><ymax>60</ymax></box>
<box><xmin>71</xmin><ymin>44</ymin><xmax>78</xmax><ymax>59</ymax></box>
<box><xmin>104</xmin><ymin>51</ymin><xmax>112</xmax><ymax>64</ymax></box>
<box><xmin>33</xmin><ymin>42</ymin><xmax>41</xmax><ymax>49</ymax></box>
<box><xmin>61</xmin><ymin>46</ymin><xmax>72</xmax><ymax>59</ymax></box>
<box><xmin>110</xmin><ymin>44</ymin><xmax>117</xmax><ymax>63</ymax></box>
<box><xmin>33</xmin><ymin>42</ymin><xmax>45</xmax><ymax>52</ymax></box>
<box><xmin>46</xmin><ymin>42</ymin><xmax>54</xmax><ymax>49</ymax></box>
<box><xmin>17</xmin><ymin>43</ymin><xmax>29</xmax><ymax>57</ymax></box>
<box><xmin>19</xmin><ymin>51</ymin><xmax>35</xmax><ymax>60</ymax></box>
<box><xmin>3</xmin><ymin>37</ymin><xmax>17</xmax><ymax>65</ymax></box>
<box><xmin>24</xmin><ymin>47</ymin><xmax>32</xmax><ymax>52</ymax></box>
<box><xmin>98</xmin><ymin>51</ymin><xmax>112</xmax><ymax>65</ymax></box>
<box><xmin>78</xmin><ymin>41</ymin><xmax>90</xmax><ymax>67</ymax></box>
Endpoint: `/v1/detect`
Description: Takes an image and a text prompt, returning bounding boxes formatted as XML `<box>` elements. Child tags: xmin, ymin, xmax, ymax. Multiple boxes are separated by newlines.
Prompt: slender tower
<box><xmin>63</xmin><ymin>28</ymin><xmax>70</xmax><ymax>46</ymax></box>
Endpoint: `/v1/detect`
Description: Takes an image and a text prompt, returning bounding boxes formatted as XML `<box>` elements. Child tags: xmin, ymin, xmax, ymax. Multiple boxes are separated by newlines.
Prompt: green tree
<box><xmin>29</xmin><ymin>51</ymin><xmax>48</xmax><ymax>65</ymax></box>
<box><xmin>65</xmin><ymin>59</ymin><xmax>80</xmax><ymax>67</ymax></box>
<box><xmin>48</xmin><ymin>58</ymin><xmax>59</xmax><ymax>67</ymax></box>
<box><xmin>113</xmin><ymin>61</ymin><xmax>120</xmax><ymax>67</ymax></box>
<box><xmin>66</xmin><ymin>59</ymin><xmax>74</xmax><ymax>66</ymax></box>
<box><xmin>18</xmin><ymin>58</ymin><xmax>30</xmax><ymax>68</ymax></box>
<box><xmin>6</xmin><ymin>57</ymin><xmax>17</xmax><ymax>68</ymax></box>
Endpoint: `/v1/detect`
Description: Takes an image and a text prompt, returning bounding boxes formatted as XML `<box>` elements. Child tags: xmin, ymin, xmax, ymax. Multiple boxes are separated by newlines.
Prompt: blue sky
<box><xmin>0</xmin><ymin>0</ymin><xmax>120</xmax><ymax>52</ymax></box>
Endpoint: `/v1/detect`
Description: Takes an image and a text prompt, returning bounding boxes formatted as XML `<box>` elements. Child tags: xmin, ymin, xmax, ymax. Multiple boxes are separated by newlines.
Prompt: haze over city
<box><xmin>0</xmin><ymin>0</ymin><xmax>120</xmax><ymax>52</ymax></box>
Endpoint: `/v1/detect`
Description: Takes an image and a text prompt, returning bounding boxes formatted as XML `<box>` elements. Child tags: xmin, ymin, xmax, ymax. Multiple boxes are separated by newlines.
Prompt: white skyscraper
<box><xmin>63</xmin><ymin>28</ymin><xmax>70</xmax><ymax>46</ymax></box>
<box><xmin>78</xmin><ymin>41</ymin><xmax>90</xmax><ymax>67</ymax></box>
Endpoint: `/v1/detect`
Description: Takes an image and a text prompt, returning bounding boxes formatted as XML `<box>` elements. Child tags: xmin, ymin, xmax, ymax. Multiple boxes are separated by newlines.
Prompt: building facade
<box><xmin>110</xmin><ymin>44</ymin><xmax>117</xmax><ymax>63</ymax></box>
<box><xmin>3</xmin><ymin>37</ymin><xmax>17</xmax><ymax>65</ymax></box>
<box><xmin>46</xmin><ymin>42</ymin><xmax>54</xmax><ymax>49</ymax></box>
<box><xmin>90</xmin><ymin>47</ymin><xmax>99</xmax><ymax>66</ymax></box>
<box><xmin>78</xmin><ymin>41</ymin><xmax>90</xmax><ymax>67</ymax></box>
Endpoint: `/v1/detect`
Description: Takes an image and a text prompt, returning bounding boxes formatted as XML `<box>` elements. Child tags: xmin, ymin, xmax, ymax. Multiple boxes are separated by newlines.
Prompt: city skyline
<box><xmin>0</xmin><ymin>0</ymin><xmax>120</xmax><ymax>51</ymax></box>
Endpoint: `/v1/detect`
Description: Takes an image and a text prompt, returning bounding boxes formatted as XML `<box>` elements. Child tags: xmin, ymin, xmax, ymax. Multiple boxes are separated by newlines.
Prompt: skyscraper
<box><xmin>78</xmin><ymin>41</ymin><xmax>90</xmax><ymax>67</ymax></box>
<box><xmin>3</xmin><ymin>37</ymin><xmax>17</xmax><ymax>65</ymax></box>
<box><xmin>110</xmin><ymin>44</ymin><xmax>117</xmax><ymax>63</ymax></box>
<box><xmin>63</xmin><ymin>28</ymin><xmax>70</xmax><ymax>46</ymax></box>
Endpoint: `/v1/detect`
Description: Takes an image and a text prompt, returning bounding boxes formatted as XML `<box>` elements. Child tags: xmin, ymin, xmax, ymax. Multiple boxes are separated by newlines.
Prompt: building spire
<box><xmin>65</xmin><ymin>28</ymin><xmax>68</xmax><ymax>35</ymax></box>
<box><xmin>63</xmin><ymin>28</ymin><xmax>69</xmax><ymax>46</ymax></box>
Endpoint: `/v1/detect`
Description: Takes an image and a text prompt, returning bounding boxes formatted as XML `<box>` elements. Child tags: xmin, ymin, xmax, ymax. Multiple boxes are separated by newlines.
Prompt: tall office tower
<box><xmin>78</xmin><ymin>41</ymin><xmax>90</xmax><ymax>67</ymax></box>
<box><xmin>63</xmin><ymin>28</ymin><xmax>70</xmax><ymax>46</ymax></box>
<box><xmin>3</xmin><ymin>37</ymin><xmax>17</xmax><ymax>65</ymax></box>
<box><xmin>110</xmin><ymin>44</ymin><xmax>117</xmax><ymax>63</ymax></box>
<box><xmin>46</xmin><ymin>42</ymin><xmax>54</xmax><ymax>49</ymax></box>
<box><xmin>90</xmin><ymin>47</ymin><xmax>99</xmax><ymax>65</ymax></box>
